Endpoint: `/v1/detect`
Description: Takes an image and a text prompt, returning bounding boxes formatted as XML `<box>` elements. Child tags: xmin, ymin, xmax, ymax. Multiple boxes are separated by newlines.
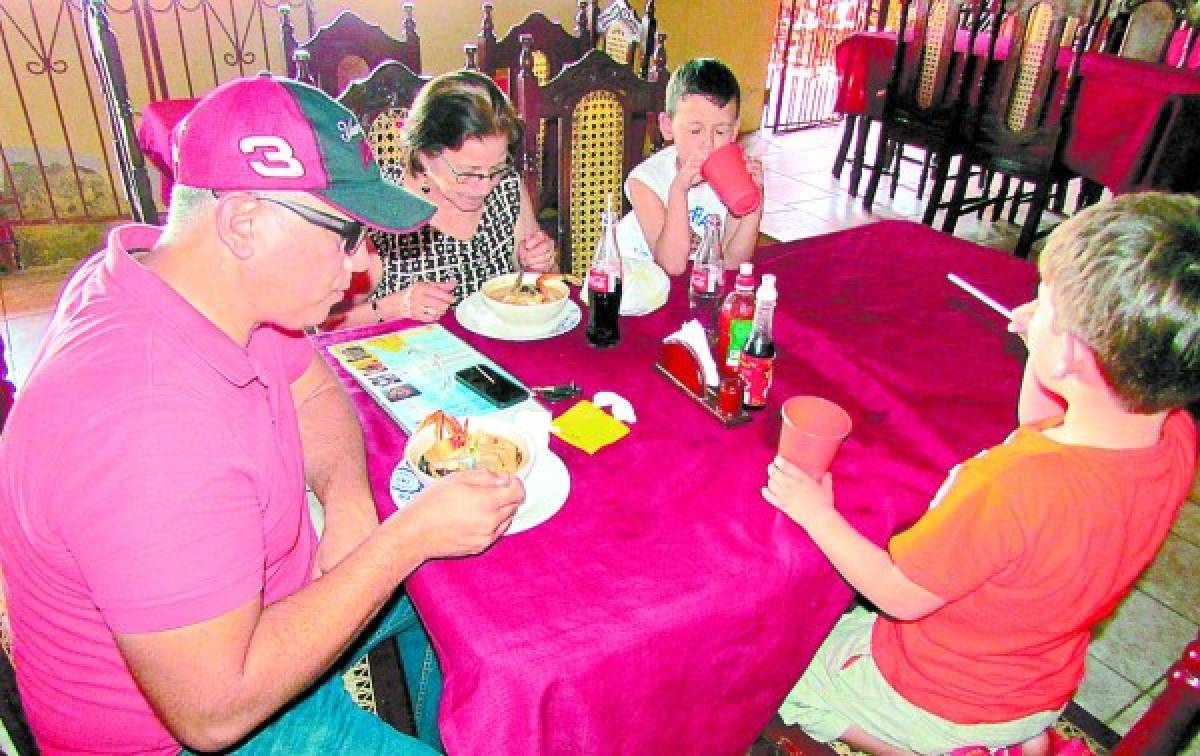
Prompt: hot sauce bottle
<box><xmin>740</xmin><ymin>274</ymin><xmax>777</xmax><ymax>411</ymax></box>
<box><xmin>716</xmin><ymin>262</ymin><xmax>756</xmax><ymax>377</ymax></box>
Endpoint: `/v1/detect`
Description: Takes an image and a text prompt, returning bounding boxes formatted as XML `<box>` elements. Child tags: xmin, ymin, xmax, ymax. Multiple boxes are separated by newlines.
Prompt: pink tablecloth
<box><xmin>136</xmin><ymin>98</ymin><xmax>199</xmax><ymax>205</ymax></box>
<box><xmin>315</xmin><ymin>220</ymin><xmax>1037</xmax><ymax>755</ymax></box>
<box><xmin>1064</xmin><ymin>52</ymin><xmax>1200</xmax><ymax>192</ymax></box>
<box><xmin>834</xmin><ymin>33</ymin><xmax>1200</xmax><ymax>193</ymax></box>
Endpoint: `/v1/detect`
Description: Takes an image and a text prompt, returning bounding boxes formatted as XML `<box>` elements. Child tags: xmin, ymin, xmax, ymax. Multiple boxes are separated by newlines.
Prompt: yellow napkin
<box><xmin>551</xmin><ymin>400</ymin><xmax>630</xmax><ymax>454</ymax></box>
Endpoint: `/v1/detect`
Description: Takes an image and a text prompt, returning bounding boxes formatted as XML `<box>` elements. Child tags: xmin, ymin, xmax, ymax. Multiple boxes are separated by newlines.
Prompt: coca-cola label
<box><xmin>588</xmin><ymin>269</ymin><xmax>614</xmax><ymax>293</ymax></box>
<box><xmin>740</xmin><ymin>354</ymin><xmax>774</xmax><ymax>407</ymax></box>
<box><xmin>690</xmin><ymin>266</ymin><xmax>714</xmax><ymax>293</ymax></box>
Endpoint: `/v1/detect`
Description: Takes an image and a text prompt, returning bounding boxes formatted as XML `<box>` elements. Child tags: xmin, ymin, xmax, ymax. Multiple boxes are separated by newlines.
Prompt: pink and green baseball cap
<box><xmin>173</xmin><ymin>73</ymin><xmax>434</xmax><ymax>232</ymax></box>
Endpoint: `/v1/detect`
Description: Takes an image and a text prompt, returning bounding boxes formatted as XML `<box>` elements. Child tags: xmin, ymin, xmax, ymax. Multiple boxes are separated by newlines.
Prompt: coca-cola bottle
<box><xmin>687</xmin><ymin>214</ymin><xmax>725</xmax><ymax>339</ymax></box>
<box><xmin>716</xmin><ymin>262</ymin><xmax>756</xmax><ymax>376</ymax></box>
<box><xmin>741</xmin><ymin>273</ymin><xmax>777</xmax><ymax>410</ymax></box>
<box><xmin>586</xmin><ymin>194</ymin><xmax>624</xmax><ymax>348</ymax></box>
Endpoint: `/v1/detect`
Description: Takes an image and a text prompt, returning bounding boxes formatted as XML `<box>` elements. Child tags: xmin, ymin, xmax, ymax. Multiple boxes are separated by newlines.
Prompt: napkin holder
<box><xmin>654</xmin><ymin>341</ymin><xmax>750</xmax><ymax>427</ymax></box>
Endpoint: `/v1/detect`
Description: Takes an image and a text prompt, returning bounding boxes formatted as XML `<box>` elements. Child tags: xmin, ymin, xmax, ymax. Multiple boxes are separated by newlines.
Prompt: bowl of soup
<box><xmin>480</xmin><ymin>272</ymin><xmax>570</xmax><ymax>328</ymax></box>
<box><xmin>403</xmin><ymin>413</ymin><xmax>536</xmax><ymax>488</ymax></box>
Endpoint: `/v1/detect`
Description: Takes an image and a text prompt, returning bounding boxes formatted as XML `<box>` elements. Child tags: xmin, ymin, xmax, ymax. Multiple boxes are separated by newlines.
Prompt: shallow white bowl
<box><xmin>403</xmin><ymin>415</ymin><xmax>537</xmax><ymax>487</ymax></box>
<box><xmin>479</xmin><ymin>273</ymin><xmax>570</xmax><ymax>328</ymax></box>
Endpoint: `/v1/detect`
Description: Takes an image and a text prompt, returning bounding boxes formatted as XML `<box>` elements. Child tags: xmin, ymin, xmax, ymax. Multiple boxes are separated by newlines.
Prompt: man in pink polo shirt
<box><xmin>0</xmin><ymin>75</ymin><xmax>524</xmax><ymax>755</ymax></box>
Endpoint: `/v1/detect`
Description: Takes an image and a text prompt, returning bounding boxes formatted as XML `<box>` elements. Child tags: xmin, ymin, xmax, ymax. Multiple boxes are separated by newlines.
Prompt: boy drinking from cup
<box><xmin>616</xmin><ymin>58</ymin><xmax>765</xmax><ymax>276</ymax></box>
<box><xmin>761</xmin><ymin>193</ymin><xmax>1200</xmax><ymax>754</ymax></box>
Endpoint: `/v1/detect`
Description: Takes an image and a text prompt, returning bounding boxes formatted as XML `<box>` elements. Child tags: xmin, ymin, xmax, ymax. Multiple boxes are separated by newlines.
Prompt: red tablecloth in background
<box><xmin>1063</xmin><ymin>52</ymin><xmax>1200</xmax><ymax>192</ymax></box>
<box><xmin>314</xmin><ymin>220</ymin><xmax>1037</xmax><ymax>755</ymax></box>
<box><xmin>833</xmin><ymin>33</ymin><xmax>1200</xmax><ymax>193</ymax></box>
<box><xmin>136</xmin><ymin>98</ymin><xmax>199</xmax><ymax>205</ymax></box>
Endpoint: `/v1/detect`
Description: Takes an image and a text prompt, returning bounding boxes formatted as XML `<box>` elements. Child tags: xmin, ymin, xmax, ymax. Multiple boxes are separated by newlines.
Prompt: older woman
<box><xmin>336</xmin><ymin>70</ymin><xmax>555</xmax><ymax>327</ymax></box>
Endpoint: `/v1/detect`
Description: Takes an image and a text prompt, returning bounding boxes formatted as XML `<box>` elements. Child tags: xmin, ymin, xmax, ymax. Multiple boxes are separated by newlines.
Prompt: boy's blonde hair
<box><xmin>1039</xmin><ymin>192</ymin><xmax>1200</xmax><ymax>412</ymax></box>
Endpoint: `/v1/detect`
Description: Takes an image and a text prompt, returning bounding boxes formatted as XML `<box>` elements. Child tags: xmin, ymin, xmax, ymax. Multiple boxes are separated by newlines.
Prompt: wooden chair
<box><xmin>81</xmin><ymin>0</ymin><xmax>159</xmax><ymax>225</ymax></box>
<box><xmin>476</xmin><ymin>2</ymin><xmax>591</xmax><ymax>85</ymax></box>
<box><xmin>337</xmin><ymin>61</ymin><xmax>431</xmax><ymax>185</ymax></box>
<box><xmin>941</xmin><ymin>0</ymin><xmax>1093</xmax><ymax>258</ymax></box>
<box><xmin>593</xmin><ymin>0</ymin><xmax>644</xmax><ymax>69</ymax></box>
<box><xmin>861</xmin><ymin>0</ymin><xmax>987</xmax><ymax>217</ymax></box>
<box><xmin>513</xmin><ymin>47</ymin><xmax>666</xmax><ymax>275</ymax></box>
<box><xmin>1113</xmin><ymin>630</ymin><xmax>1200</xmax><ymax>755</ymax></box>
<box><xmin>282</xmin><ymin>5</ymin><xmax>421</xmax><ymax>98</ymax></box>
<box><xmin>1107</xmin><ymin>0</ymin><xmax>1178</xmax><ymax>61</ymax></box>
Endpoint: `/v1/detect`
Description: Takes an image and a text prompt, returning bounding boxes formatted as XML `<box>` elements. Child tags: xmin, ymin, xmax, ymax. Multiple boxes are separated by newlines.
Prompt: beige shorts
<box><xmin>779</xmin><ymin>607</ymin><xmax>1061</xmax><ymax>754</ymax></box>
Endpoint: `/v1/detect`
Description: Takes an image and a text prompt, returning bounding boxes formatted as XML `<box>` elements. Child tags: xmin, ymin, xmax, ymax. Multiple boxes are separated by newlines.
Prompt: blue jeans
<box><xmin>183</xmin><ymin>595</ymin><xmax>443</xmax><ymax>755</ymax></box>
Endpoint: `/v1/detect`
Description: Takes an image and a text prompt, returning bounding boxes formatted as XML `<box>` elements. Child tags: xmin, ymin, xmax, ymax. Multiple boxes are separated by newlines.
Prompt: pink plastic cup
<box><xmin>778</xmin><ymin>396</ymin><xmax>852</xmax><ymax>479</ymax></box>
<box><xmin>700</xmin><ymin>142</ymin><xmax>761</xmax><ymax>217</ymax></box>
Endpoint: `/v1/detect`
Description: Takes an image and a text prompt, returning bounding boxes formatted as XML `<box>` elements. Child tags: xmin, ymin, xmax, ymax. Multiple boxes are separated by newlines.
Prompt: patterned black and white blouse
<box><xmin>369</xmin><ymin>172</ymin><xmax>522</xmax><ymax>303</ymax></box>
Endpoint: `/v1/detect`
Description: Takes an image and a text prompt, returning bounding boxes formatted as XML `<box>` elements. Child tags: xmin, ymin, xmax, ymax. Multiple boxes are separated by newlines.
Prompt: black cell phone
<box><xmin>454</xmin><ymin>364</ymin><xmax>530</xmax><ymax>408</ymax></box>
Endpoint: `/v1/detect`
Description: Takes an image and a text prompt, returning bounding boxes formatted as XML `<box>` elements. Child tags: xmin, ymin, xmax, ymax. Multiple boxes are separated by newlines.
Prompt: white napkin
<box><xmin>663</xmin><ymin>319</ymin><xmax>719</xmax><ymax>387</ymax></box>
<box><xmin>592</xmin><ymin>391</ymin><xmax>637</xmax><ymax>424</ymax></box>
<box><xmin>580</xmin><ymin>256</ymin><xmax>669</xmax><ymax>316</ymax></box>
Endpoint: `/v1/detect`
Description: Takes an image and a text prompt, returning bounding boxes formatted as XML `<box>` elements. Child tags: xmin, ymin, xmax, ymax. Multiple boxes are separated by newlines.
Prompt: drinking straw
<box><xmin>947</xmin><ymin>273</ymin><xmax>1014</xmax><ymax>320</ymax></box>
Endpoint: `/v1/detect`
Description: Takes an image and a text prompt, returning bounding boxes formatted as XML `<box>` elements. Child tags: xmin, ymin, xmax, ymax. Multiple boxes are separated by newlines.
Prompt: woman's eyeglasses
<box><xmin>253</xmin><ymin>196</ymin><xmax>365</xmax><ymax>254</ymax></box>
<box><xmin>439</xmin><ymin>155</ymin><xmax>514</xmax><ymax>185</ymax></box>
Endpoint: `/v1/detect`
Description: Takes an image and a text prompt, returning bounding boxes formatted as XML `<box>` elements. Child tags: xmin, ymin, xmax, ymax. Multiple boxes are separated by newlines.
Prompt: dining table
<box><xmin>312</xmin><ymin>220</ymin><xmax>1037</xmax><ymax>754</ymax></box>
<box><xmin>833</xmin><ymin>31</ymin><xmax>1200</xmax><ymax>194</ymax></box>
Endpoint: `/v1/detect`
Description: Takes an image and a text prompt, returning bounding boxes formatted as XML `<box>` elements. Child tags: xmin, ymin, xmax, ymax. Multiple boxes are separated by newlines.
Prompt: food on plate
<box><xmin>415</xmin><ymin>411</ymin><xmax>526</xmax><ymax>477</ymax></box>
<box><xmin>486</xmin><ymin>274</ymin><xmax>567</xmax><ymax>306</ymax></box>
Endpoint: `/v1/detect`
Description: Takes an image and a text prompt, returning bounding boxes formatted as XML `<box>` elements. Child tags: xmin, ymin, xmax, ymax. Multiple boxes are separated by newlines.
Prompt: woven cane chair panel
<box><xmin>569</xmin><ymin>90</ymin><xmax>625</xmax><ymax>276</ymax></box>
<box><xmin>1007</xmin><ymin>2</ymin><xmax>1054</xmax><ymax>132</ymax></box>
<box><xmin>0</xmin><ymin>582</ymin><xmax>10</xmax><ymax>661</ymax></box>
<box><xmin>533</xmin><ymin>51</ymin><xmax>550</xmax><ymax>185</ymax></box>
<box><xmin>885</xmin><ymin>0</ymin><xmax>904</xmax><ymax>31</ymax></box>
<box><xmin>342</xmin><ymin>655</ymin><xmax>378</xmax><ymax>713</ymax></box>
<box><xmin>604</xmin><ymin>26</ymin><xmax>636</xmax><ymax>65</ymax></box>
<box><xmin>533</xmin><ymin>50</ymin><xmax>550</xmax><ymax>84</ymax></box>
<box><xmin>367</xmin><ymin>108</ymin><xmax>410</xmax><ymax>183</ymax></box>
<box><xmin>918</xmin><ymin>0</ymin><xmax>952</xmax><ymax>108</ymax></box>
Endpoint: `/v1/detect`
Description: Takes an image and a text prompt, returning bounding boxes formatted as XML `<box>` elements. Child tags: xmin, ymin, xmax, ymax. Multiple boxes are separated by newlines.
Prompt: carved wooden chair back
<box><xmin>514</xmin><ymin>48</ymin><xmax>666</xmax><ymax>275</ymax></box>
<box><xmin>283</xmin><ymin>6</ymin><xmax>421</xmax><ymax>98</ymax></box>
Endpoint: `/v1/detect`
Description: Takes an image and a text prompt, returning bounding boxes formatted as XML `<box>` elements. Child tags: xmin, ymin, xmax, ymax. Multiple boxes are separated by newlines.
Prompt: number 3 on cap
<box><xmin>239</xmin><ymin>136</ymin><xmax>305</xmax><ymax>178</ymax></box>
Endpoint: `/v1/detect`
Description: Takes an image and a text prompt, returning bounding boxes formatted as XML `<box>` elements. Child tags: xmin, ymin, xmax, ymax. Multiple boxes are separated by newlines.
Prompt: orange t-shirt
<box><xmin>873</xmin><ymin>410</ymin><xmax>1196</xmax><ymax>724</ymax></box>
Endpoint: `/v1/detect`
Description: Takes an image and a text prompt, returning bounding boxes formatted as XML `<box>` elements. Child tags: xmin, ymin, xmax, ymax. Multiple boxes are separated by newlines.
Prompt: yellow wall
<box><xmin>654</xmin><ymin>0</ymin><xmax>777</xmax><ymax>131</ymax></box>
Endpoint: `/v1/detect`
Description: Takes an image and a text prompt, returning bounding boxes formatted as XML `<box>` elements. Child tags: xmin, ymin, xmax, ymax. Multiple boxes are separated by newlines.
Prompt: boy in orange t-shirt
<box><xmin>762</xmin><ymin>193</ymin><xmax>1200</xmax><ymax>754</ymax></box>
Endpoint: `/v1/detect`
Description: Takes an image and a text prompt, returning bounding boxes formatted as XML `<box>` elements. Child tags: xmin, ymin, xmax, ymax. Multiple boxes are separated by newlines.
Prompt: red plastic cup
<box><xmin>778</xmin><ymin>396</ymin><xmax>852</xmax><ymax>479</ymax></box>
<box><xmin>700</xmin><ymin>142</ymin><xmax>761</xmax><ymax>217</ymax></box>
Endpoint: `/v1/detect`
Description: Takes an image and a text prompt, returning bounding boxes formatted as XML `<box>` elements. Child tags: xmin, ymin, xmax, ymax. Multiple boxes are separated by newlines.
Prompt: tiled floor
<box><xmin>1</xmin><ymin>125</ymin><xmax>1197</xmax><ymax>751</ymax></box>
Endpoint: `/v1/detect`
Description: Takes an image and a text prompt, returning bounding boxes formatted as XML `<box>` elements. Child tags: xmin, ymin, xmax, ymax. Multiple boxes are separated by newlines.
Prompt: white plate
<box><xmin>389</xmin><ymin>449</ymin><xmax>570</xmax><ymax>535</ymax></box>
<box><xmin>579</xmin><ymin>257</ymin><xmax>670</xmax><ymax>316</ymax></box>
<box><xmin>455</xmin><ymin>291</ymin><xmax>582</xmax><ymax>341</ymax></box>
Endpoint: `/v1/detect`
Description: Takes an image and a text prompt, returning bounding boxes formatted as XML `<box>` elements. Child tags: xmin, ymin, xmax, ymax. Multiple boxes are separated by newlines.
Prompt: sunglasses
<box><xmin>213</xmin><ymin>191</ymin><xmax>365</xmax><ymax>255</ymax></box>
<box><xmin>439</xmin><ymin>154</ymin><xmax>514</xmax><ymax>185</ymax></box>
<box><xmin>253</xmin><ymin>196</ymin><xmax>365</xmax><ymax>254</ymax></box>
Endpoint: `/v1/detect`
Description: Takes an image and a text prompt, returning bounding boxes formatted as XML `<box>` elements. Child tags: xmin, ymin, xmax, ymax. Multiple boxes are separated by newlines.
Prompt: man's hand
<box><xmin>762</xmin><ymin>456</ymin><xmax>836</xmax><ymax>531</ymax></box>
<box><xmin>517</xmin><ymin>229</ymin><xmax>556</xmax><ymax>272</ymax></box>
<box><xmin>671</xmin><ymin>153</ymin><xmax>706</xmax><ymax>196</ymax></box>
<box><xmin>400</xmin><ymin>469</ymin><xmax>525</xmax><ymax>559</ymax></box>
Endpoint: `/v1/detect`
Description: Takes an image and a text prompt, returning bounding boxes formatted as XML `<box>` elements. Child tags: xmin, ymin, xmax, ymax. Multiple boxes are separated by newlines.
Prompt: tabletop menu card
<box><xmin>324</xmin><ymin>323</ymin><xmax>537</xmax><ymax>432</ymax></box>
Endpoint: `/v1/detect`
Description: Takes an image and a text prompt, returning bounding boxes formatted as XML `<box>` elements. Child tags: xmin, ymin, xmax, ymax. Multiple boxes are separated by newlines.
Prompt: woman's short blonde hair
<box><xmin>402</xmin><ymin>70</ymin><xmax>523</xmax><ymax>177</ymax></box>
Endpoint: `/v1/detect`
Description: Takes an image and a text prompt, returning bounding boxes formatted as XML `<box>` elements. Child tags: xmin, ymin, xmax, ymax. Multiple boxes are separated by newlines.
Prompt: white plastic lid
<box><xmin>758</xmin><ymin>273</ymin><xmax>777</xmax><ymax>302</ymax></box>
